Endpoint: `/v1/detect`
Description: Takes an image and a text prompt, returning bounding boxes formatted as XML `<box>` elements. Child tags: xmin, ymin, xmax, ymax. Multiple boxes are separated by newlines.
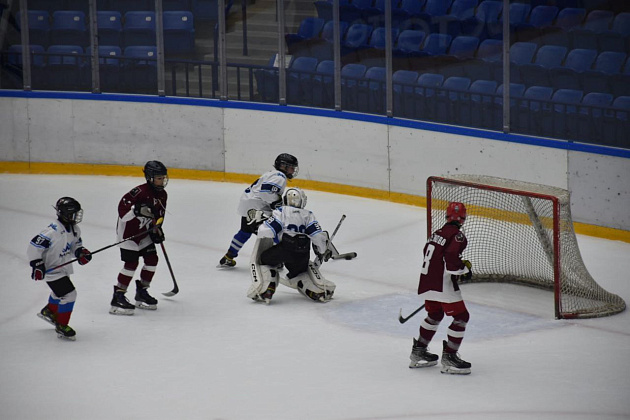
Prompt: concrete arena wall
<box><xmin>0</xmin><ymin>94</ymin><xmax>628</xmax><ymax>235</ymax></box>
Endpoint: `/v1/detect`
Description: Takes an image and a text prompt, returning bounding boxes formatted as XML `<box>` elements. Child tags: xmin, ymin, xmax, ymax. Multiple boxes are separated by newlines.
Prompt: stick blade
<box><xmin>162</xmin><ymin>287</ymin><xmax>179</xmax><ymax>297</ymax></box>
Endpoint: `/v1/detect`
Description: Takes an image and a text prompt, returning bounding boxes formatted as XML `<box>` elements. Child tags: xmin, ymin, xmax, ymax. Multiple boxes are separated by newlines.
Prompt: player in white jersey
<box><xmin>27</xmin><ymin>197</ymin><xmax>92</xmax><ymax>340</ymax></box>
<box><xmin>219</xmin><ymin>153</ymin><xmax>299</xmax><ymax>268</ymax></box>
<box><xmin>247</xmin><ymin>188</ymin><xmax>336</xmax><ymax>303</ymax></box>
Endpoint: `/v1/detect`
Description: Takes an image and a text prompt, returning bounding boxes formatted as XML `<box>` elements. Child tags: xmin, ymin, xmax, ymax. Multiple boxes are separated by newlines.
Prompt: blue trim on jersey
<box><xmin>261</xmin><ymin>182</ymin><xmax>282</xmax><ymax>193</ymax></box>
<box><xmin>265</xmin><ymin>218</ymin><xmax>284</xmax><ymax>243</ymax></box>
<box><xmin>305</xmin><ymin>221</ymin><xmax>322</xmax><ymax>236</ymax></box>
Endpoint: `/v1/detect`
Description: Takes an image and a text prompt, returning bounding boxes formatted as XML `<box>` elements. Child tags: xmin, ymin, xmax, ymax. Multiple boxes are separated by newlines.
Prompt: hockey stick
<box><xmin>331</xmin><ymin>251</ymin><xmax>358</xmax><ymax>260</ymax></box>
<box><xmin>46</xmin><ymin>218</ymin><xmax>164</xmax><ymax>273</ymax></box>
<box><xmin>160</xmin><ymin>242</ymin><xmax>179</xmax><ymax>297</ymax></box>
<box><xmin>314</xmin><ymin>214</ymin><xmax>346</xmax><ymax>268</ymax></box>
<box><xmin>398</xmin><ymin>304</ymin><xmax>425</xmax><ymax>324</ymax></box>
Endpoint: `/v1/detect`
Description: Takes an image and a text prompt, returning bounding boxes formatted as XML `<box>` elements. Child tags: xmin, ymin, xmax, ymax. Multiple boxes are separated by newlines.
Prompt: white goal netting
<box><xmin>427</xmin><ymin>175</ymin><xmax>626</xmax><ymax>319</ymax></box>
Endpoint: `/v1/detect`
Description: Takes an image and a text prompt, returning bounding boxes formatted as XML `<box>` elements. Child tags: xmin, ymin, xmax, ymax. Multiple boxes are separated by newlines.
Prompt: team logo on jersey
<box><xmin>455</xmin><ymin>232</ymin><xmax>465</xmax><ymax>242</ymax></box>
<box><xmin>130</xmin><ymin>187</ymin><xmax>141</xmax><ymax>197</ymax></box>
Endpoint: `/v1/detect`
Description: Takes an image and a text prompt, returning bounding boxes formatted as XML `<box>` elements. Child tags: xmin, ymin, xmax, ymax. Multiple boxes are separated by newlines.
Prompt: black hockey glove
<box><xmin>149</xmin><ymin>225</ymin><xmax>165</xmax><ymax>244</ymax></box>
<box><xmin>270</xmin><ymin>198</ymin><xmax>283</xmax><ymax>209</ymax></box>
<box><xmin>75</xmin><ymin>247</ymin><xmax>92</xmax><ymax>265</ymax></box>
<box><xmin>134</xmin><ymin>203</ymin><xmax>154</xmax><ymax>219</ymax></box>
<box><xmin>461</xmin><ymin>260</ymin><xmax>472</xmax><ymax>281</ymax></box>
<box><xmin>30</xmin><ymin>259</ymin><xmax>46</xmax><ymax>280</ymax></box>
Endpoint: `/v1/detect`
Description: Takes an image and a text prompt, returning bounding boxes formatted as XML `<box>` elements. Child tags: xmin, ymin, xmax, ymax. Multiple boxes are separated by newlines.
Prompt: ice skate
<box><xmin>217</xmin><ymin>253</ymin><xmax>236</xmax><ymax>268</ymax></box>
<box><xmin>55</xmin><ymin>323</ymin><xmax>76</xmax><ymax>341</ymax></box>
<box><xmin>135</xmin><ymin>280</ymin><xmax>158</xmax><ymax>310</ymax></box>
<box><xmin>409</xmin><ymin>338</ymin><xmax>438</xmax><ymax>368</ymax></box>
<box><xmin>110</xmin><ymin>286</ymin><xmax>135</xmax><ymax>315</ymax></box>
<box><xmin>440</xmin><ymin>340</ymin><xmax>471</xmax><ymax>375</ymax></box>
<box><xmin>37</xmin><ymin>306</ymin><xmax>57</xmax><ymax>326</ymax></box>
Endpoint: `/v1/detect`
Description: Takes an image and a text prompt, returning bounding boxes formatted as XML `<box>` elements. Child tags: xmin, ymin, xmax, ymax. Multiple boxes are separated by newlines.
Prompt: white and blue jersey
<box><xmin>27</xmin><ymin>221</ymin><xmax>83</xmax><ymax>281</ymax></box>
<box><xmin>258</xmin><ymin>206</ymin><xmax>328</xmax><ymax>252</ymax></box>
<box><xmin>237</xmin><ymin>170</ymin><xmax>288</xmax><ymax>217</ymax></box>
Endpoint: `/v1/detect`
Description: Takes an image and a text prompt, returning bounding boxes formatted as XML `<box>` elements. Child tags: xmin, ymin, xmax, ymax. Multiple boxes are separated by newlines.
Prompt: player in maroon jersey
<box><xmin>110</xmin><ymin>161</ymin><xmax>168</xmax><ymax>315</ymax></box>
<box><xmin>409</xmin><ymin>202</ymin><xmax>473</xmax><ymax>374</ymax></box>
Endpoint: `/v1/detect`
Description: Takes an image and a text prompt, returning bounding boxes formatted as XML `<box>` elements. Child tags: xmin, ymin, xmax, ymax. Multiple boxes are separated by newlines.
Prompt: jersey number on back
<box><xmin>420</xmin><ymin>244</ymin><xmax>435</xmax><ymax>275</ymax></box>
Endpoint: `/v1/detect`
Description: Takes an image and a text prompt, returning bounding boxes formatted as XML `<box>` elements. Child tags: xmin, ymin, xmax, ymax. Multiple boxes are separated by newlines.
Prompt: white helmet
<box><xmin>283</xmin><ymin>188</ymin><xmax>307</xmax><ymax>209</ymax></box>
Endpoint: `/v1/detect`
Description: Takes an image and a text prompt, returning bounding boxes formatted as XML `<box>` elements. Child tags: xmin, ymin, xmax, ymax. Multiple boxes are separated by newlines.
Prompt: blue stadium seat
<box><xmin>51</xmin><ymin>11</ymin><xmax>88</xmax><ymax>47</ymax></box>
<box><xmin>465</xmin><ymin>38</ymin><xmax>502</xmax><ymax>80</ymax></box>
<box><xmin>550</xmin><ymin>48</ymin><xmax>598</xmax><ymax>90</ymax></box>
<box><xmin>123</xmin><ymin>11</ymin><xmax>156</xmax><ymax>48</ymax></box>
<box><xmin>519</xmin><ymin>45</ymin><xmax>568</xmax><ymax>87</ymax></box>
<box><xmin>286</xmin><ymin>17</ymin><xmax>325</xmax><ymax>56</ymax></box>
<box><xmin>420</xmin><ymin>0</ymin><xmax>453</xmax><ymax>21</ymax></box>
<box><xmin>192</xmin><ymin>0</ymin><xmax>233</xmax><ymax>21</ymax></box>
<box><xmin>540</xmin><ymin>7</ymin><xmax>586</xmax><ymax>47</ymax></box>
<box><xmin>163</xmin><ymin>11</ymin><xmax>195</xmax><ymax>55</ymax></box>
<box><xmin>602</xmin><ymin>96</ymin><xmax>630</xmax><ymax>147</ymax></box>
<box><xmin>461</xmin><ymin>0</ymin><xmax>502</xmax><ymax>40</ymax></box>
<box><xmin>341</xmin><ymin>23</ymin><xmax>373</xmax><ymax>62</ymax></box>
<box><xmin>16</xmin><ymin>10</ymin><xmax>50</xmax><ymax>48</ymax></box>
<box><xmin>86</xmin><ymin>45</ymin><xmax>122</xmax><ymax>91</ymax></box>
<box><xmin>358</xmin><ymin>27</ymin><xmax>399</xmax><ymax>68</ymax></box>
<box><xmin>341</xmin><ymin>63</ymin><xmax>367</xmax><ymax>110</ymax></box>
<box><xmin>6</xmin><ymin>44</ymin><xmax>46</xmax><ymax>88</ymax></box>
<box><xmin>435</xmin><ymin>76</ymin><xmax>471</xmax><ymax>123</ymax></box>
<box><xmin>493</xmin><ymin>82</ymin><xmax>526</xmax><ymax>128</ymax></box>
<box><xmin>598</xmin><ymin>12</ymin><xmax>630</xmax><ymax>53</ymax></box>
<box><xmin>420</xmin><ymin>33</ymin><xmax>452</xmax><ymax>56</ymax></box>
<box><xmin>514</xmin><ymin>85</ymin><xmax>554</xmax><ymax>135</ymax></box>
<box><xmin>513</xmin><ymin>5</ymin><xmax>559</xmax><ymax>43</ymax></box>
<box><xmin>570</xmin><ymin>9</ymin><xmax>614</xmax><ymax>50</ymax></box>
<box><xmin>314</xmin><ymin>0</ymin><xmax>337</xmax><ymax>22</ymax></box>
<box><xmin>354</xmin><ymin>66</ymin><xmax>387</xmax><ymax>113</ymax></box>
<box><xmin>448</xmin><ymin>35</ymin><xmax>479</xmax><ymax>59</ymax></box>
<box><xmin>254</xmin><ymin>55</ymin><xmax>280</xmax><ymax>103</ymax></box>
<box><xmin>309</xmin><ymin>21</ymin><xmax>349</xmax><ymax>62</ymax></box>
<box><xmin>97</xmin><ymin>11</ymin><xmax>123</xmax><ymax>47</ymax></box>
<box><xmin>394</xmin><ymin>30</ymin><xmax>426</xmax><ymax>55</ymax></box>
<box><xmin>46</xmin><ymin>44</ymin><xmax>86</xmax><ymax>91</ymax></box>
<box><xmin>311</xmin><ymin>60</ymin><xmax>335</xmax><ymax>108</ymax></box>
<box><xmin>510</xmin><ymin>41</ymin><xmax>537</xmax><ymax>65</ymax></box>
<box><xmin>338</xmin><ymin>1</ymin><xmax>363</xmax><ymax>25</ymax></box>
<box><xmin>577</xmin><ymin>91</ymin><xmax>613</xmax><ymax>143</ymax></box>
<box><xmin>123</xmin><ymin>45</ymin><xmax>158</xmax><ymax>93</ymax></box>
<box><xmin>392</xmin><ymin>69</ymin><xmax>419</xmax><ymax>118</ymax></box>
<box><xmin>413</xmin><ymin>72</ymin><xmax>444</xmax><ymax>120</ymax></box>
<box><xmin>392</xmin><ymin>0</ymin><xmax>426</xmax><ymax>27</ymax></box>
<box><xmin>286</xmin><ymin>56</ymin><xmax>318</xmax><ymax>105</ymax></box>
<box><xmin>546</xmin><ymin>88</ymin><xmax>584</xmax><ymax>138</ymax></box>
<box><xmin>449</xmin><ymin>0</ymin><xmax>478</xmax><ymax>20</ymax></box>
<box><xmin>460</xmin><ymin>79</ymin><xmax>498</xmax><ymax>128</ymax></box>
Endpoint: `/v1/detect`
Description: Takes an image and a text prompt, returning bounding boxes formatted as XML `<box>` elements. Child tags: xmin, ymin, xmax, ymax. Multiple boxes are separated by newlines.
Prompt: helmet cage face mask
<box><xmin>446</xmin><ymin>202</ymin><xmax>467</xmax><ymax>224</ymax></box>
<box><xmin>283</xmin><ymin>188</ymin><xmax>307</xmax><ymax>209</ymax></box>
<box><xmin>274</xmin><ymin>154</ymin><xmax>299</xmax><ymax>179</ymax></box>
<box><xmin>55</xmin><ymin>197</ymin><xmax>83</xmax><ymax>225</ymax></box>
<box><xmin>144</xmin><ymin>161</ymin><xmax>169</xmax><ymax>191</ymax></box>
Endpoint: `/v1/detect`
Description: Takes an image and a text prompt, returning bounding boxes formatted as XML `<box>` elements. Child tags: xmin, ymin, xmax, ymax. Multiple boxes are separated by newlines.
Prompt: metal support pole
<box><xmin>218</xmin><ymin>0</ymin><xmax>228</xmax><ymax>100</ymax></box>
<box><xmin>18</xmin><ymin>0</ymin><xmax>31</xmax><ymax>90</ymax></box>
<box><xmin>88</xmin><ymin>0</ymin><xmax>100</xmax><ymax>93</ymax></box>
<box><xmin>155</xmin><ymin>0</ymin><xmax>166</xmax><ymax>96</ymax></box>
<box><xmin>502</xmin><ymin>0</ymin><xmax>510</xmax><ymax>133</ymax></box>
<box><xmin>333</xmin><ymin>0</ymin><xmax>341</xmax><ymax>111</ymax></box>
<box><xmin>277</xmin><ymin>0</ymin><xmax>286</xmax><ymax>105</ymax></box>
<box><xmin>384</xmin><ymin>0</ymin><xmax>393</xmax><ymax>117</ymax></box>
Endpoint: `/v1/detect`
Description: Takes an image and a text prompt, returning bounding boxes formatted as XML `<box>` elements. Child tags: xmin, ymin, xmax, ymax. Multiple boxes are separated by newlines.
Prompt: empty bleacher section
<box><xmin>1</xmin><ymin>0</ymin><xmax>629</xmax><ymax>148</ymax></box>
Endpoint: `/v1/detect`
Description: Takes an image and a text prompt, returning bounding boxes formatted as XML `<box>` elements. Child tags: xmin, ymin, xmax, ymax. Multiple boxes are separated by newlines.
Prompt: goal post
<box><xmin>426</xmin><ymin>175</ymin><xmax>626</xmax><ymax>319</ymax></box>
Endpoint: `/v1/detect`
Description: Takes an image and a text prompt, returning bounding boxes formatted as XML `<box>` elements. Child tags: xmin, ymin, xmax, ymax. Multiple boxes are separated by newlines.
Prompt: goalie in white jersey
<box><xmin>247</xmin><ymin>187</ymin><xmax>336</xmax><ymax>303</ymax></box>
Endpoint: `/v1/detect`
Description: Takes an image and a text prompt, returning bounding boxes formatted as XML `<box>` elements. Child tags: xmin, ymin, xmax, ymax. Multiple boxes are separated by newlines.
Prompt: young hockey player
<box><xmin>247</xmin><ymin>187</ymin><xmax>336</xmax><ymax>303</ymax></box>
<box><xmin>218</xmin><ymin>153</ymin><xmax>299</xmax><ymax>268</ymax></box>
<box><xmin>27</xmin><ymin>197</ymin><xmax>92</xmax><ymax>341</ymax></box>
<box><xmin>409</xmin><ymin>202</ymin><xmax>473</xmax><ymax>374</ymax></box>
<box><xmin>110</xmin><ymin>160</ymin><xmax>167</xmax><ymax>315</ymax></box>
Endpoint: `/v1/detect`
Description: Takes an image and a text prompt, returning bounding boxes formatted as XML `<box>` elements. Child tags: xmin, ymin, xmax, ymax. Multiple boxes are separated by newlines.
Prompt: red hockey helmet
<box><xmin>446</xmin><ymin>202</ymin><xmax>467</xmax><ymax>223</ymax></box>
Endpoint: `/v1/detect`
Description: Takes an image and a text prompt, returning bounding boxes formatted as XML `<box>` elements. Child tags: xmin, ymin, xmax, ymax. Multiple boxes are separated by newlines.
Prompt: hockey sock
<box><xmin>47</xmin><ymin>295</ymin><xmax>60</xmax><ymax>314</ymax></box>
<box><xmin>446</xmin><ymin>310</ymin><xmax>470</xmax><ymax>352</ymax></box>
<box><xmin>55</xmin><ymin>289</ymin><xmax>77</xmax><ymax>326</ymax></box>
<box><xmin>117</xmin><ymin>261</ymin><xmax>139</xmax><ymax>289</ymax></box>
<box><xmin>228</xmin><ymin>230</ymin><xmax>252</xmax><ymax>257</ymax></box>
<box><xmin>419</xmin><ymin>310</ymin><xmax>444</xmax><ymax>346</ymax></box>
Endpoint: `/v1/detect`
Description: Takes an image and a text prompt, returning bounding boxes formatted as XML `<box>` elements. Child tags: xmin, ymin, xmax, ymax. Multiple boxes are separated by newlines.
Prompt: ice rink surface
<box><xmin>1</xmin><ymin>173</ymin><xmax>629</xmax><ymax>420</ymax></box>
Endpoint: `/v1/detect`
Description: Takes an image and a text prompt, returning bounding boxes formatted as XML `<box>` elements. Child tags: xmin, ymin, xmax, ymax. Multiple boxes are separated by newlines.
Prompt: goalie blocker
<box><xmin>247</xmin><ymin>237</ymin><xmax>336</xmax><ymax>303</ymax></box>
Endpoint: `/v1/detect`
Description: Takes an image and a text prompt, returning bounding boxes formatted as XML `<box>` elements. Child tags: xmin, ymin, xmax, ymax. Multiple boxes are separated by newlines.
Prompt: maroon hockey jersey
<box><xmin>417</xmin><ymin>222</ymin><xmax>469</xmax><ymax>303</ymax></box>
<box><xmin>116</xmin><ymin>183</ymin><xmax>168</xmax><ymax>251</ymax></box>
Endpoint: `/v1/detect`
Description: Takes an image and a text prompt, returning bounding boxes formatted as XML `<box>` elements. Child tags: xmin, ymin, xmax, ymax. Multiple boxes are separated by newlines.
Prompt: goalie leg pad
<box><xmin>247</xmin><ymin>264</ymin><xmax>278</xmax><ymax>302</ymax></box>
<box><xmin>295</xmin><ymin>263</ymin><xmax>336</xmax><ymax>302</ymax></box>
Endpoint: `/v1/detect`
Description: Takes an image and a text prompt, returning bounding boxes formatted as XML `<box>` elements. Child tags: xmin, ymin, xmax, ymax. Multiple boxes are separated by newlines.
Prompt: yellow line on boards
<box><xmin>1</xmin><ymin>161</ymin><xmax>628</xmax><ymax>243</ymax></box>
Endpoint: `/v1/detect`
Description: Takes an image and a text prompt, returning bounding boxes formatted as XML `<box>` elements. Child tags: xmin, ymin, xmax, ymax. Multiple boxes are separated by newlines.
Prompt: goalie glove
<box><xmin>461</xmin><ymin>259</ymin><xmax>472</xmax><ymax>281</ymax></box>
<box><xmin>246</xmin><ymin>209</ymin><xmax>269</xmax><ymax>226</ymax></box>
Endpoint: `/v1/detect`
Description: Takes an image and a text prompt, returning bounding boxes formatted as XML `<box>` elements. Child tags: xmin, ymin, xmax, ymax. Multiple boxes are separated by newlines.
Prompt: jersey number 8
<box><xmin>420</xmin><ymin>244</ymin><xmax>435</xmax><ymax>275</ymax></box>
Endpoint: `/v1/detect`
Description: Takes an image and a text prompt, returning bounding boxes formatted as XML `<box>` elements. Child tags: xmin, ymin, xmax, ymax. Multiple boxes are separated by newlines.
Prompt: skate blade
<box><xmin>56</xmin><ymin>333</ymin><xmax>76</xmax><ymax>341</ymax></box>
<box><xmin>37</xmin><ymin>313</ymin><xmax>56</xmax><ymax>326</ymax></box>
<box><xmin>409</xmin><ymin>360</ymin><xmax>438</xmax><ymax>368</ymax></box>
<box><xmin>440</xmin><ymin>366</ymin><xmax>471</xmax><ymax>375</ymax></box>
<box><xmin>216</xmin><ymin>263</ymin><xmax>236</xmax><ymax>269</ymax></box>
<box><xmin>109</xmin><ymin>306</ymin><xmax>135</xmax><ymax>315</ymax></box>
<box><xmin>135</xmin><ymin>301</ymin><xmax>157</xmax><ymax>310</ymax></box>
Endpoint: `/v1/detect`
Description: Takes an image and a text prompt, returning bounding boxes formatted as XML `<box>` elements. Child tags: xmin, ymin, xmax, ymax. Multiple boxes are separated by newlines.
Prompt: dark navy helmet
<box><xmin>274</xmin><ymin>153</ymin><xmax>299</xmax><ymax>179</ymax></box>
<box><xmin>143</xmin><ymin>160</ymin><xmax>168</xmax><ymax>191</ymax></box>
